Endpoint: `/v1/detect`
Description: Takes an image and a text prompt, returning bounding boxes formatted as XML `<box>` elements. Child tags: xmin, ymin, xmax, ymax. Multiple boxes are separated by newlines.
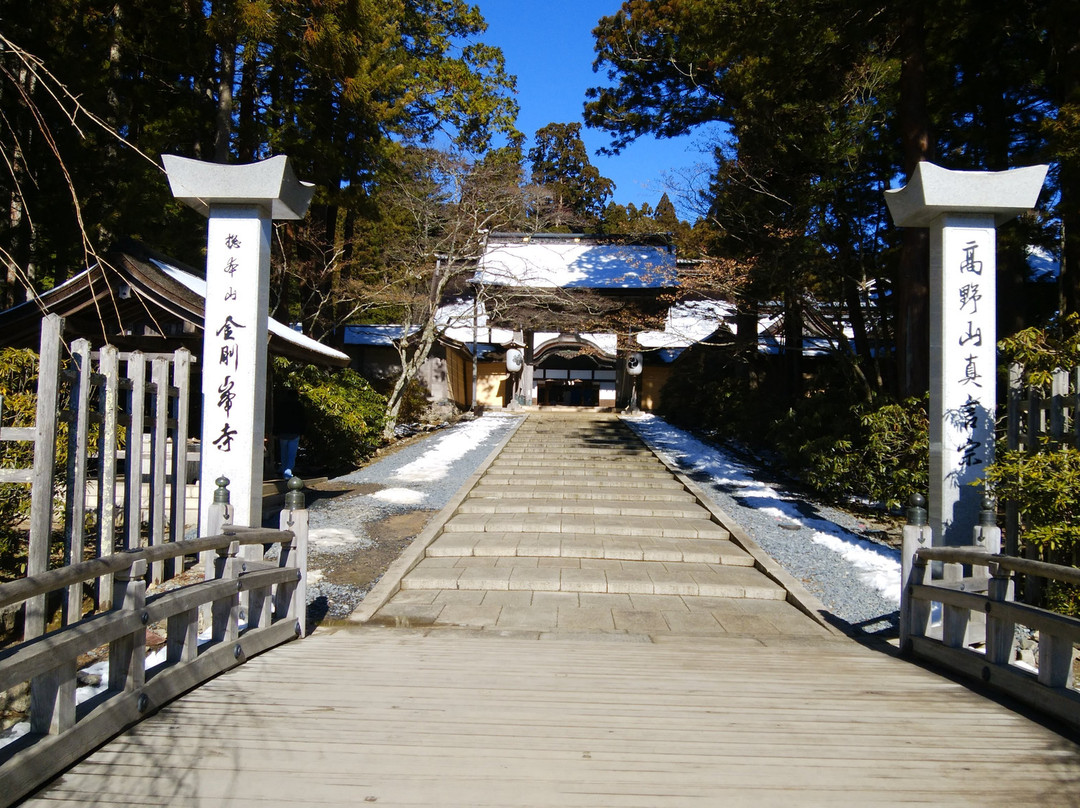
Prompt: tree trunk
<box><xmin>214</xmin><ymin>32</ymin><xmax>236</xmax><ymax>163</ymax></box>
<box><xmin>895</xmin><ymin>0</ymin><xmax>932</xmax><ymax>398</ymax></box>
<box><xmin>782</xmin><ymin>289</ymin><xmax>803</xmax><ymax>403</ymax></box>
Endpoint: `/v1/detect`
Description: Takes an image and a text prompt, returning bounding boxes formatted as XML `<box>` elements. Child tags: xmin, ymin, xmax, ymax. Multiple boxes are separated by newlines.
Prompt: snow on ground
<box><xmin>626</xmin><ymin>414</ymin><xmax>902</xmax><ymax>604</ymax></box>
<box><xmin>370</xmin><ymin>487</ymin><xmax>426</xmax><ymax>505</ymax></box>
<box><xmin>389</xmin><ymin>414</ymin><xmax>512</xmax><ymax>484</ymax></box>
<box><xmin>307</xmin><ymin>526</ymin><xmax>374</xmax><ymax>552</ymax></box>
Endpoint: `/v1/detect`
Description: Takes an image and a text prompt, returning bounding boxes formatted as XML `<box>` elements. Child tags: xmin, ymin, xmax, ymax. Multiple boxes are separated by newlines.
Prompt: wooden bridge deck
<box><xmin>17</xmin><ymin>413</ymin><xmax>1080</xmax><ymax>806</ymax></box>
<box><xmin>20</xmin><ymin>627</ymin><xmax>1080</xmax><ymax>807</ymax></box>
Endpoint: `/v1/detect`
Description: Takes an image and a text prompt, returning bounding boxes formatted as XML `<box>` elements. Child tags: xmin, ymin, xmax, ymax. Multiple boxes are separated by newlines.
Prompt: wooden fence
<box><xmin>0</xmin><ymin>314</ymin><xmax>196</xmax><ymax>637</ymax></box>
<box><xmin>0</xmin><ymin>494</ymin><xmax>308</xmax><ymax>807</ymax></box>
<box><xmin>0</xmin><ymin>313</ymin><xmax>311</xmax><ymax>806</ymax></box>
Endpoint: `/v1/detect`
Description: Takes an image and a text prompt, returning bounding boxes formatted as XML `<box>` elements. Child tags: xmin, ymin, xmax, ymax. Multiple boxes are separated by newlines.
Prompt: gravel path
<box><xmin>301</xmin><ymin>413</ymin><xmax>523</xmax><ymax>620</ymax></box>
<box><xmin>624</xmin><ymin>415</ymin><xmax>901</xmax><ymax>638</ymax></box>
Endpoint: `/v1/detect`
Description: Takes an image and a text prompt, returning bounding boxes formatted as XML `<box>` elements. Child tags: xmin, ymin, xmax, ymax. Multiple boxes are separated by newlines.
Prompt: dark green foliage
<box><xmin>272</xmin><ymin>358</ymin><xmax>386</xmax><ymax>473</ymax></box>
<box><xmin>0</xmin><ymin>349</ymin><xmax>41</xmax><ymax>548</ymax></box>
<box><xmin>0</xmin><ymin>347</ymin><xmax>73</xmax><ymax>575</ymax></box>
<box><xmin>394</xmin><ymin>378</ymin><xmax>432</xmax><ymax>426</ymax></box>
<box><xmin>660</xmin><ymin>349</ymin><xmax>928</xmax><ymax>510</ymax></box>
<box><xmin>986</xmin><ymin>444</ymin><xmax>1080</xmax><ymax>554</ymax></box>
<box><xmin>782</xmin><ymin>396</ymin><xmax>929</xmax><ymax>511</ymax></box>
<box><xmin>998</xmin><ymin>313</ymin><xmax>1080</xmax><ymax>389</ymax></box>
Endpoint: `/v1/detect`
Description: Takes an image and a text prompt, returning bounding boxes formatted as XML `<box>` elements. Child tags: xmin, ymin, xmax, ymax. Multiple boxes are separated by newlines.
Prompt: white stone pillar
<box><xmin>163</xmin><ymin>155</ymin><xmax>313</xmax><ymax>533</ymax></box>
<box><xmin>885</xmin><ymin>162</ymin><xmax>1046</xmax><ymax>546</ymax></box>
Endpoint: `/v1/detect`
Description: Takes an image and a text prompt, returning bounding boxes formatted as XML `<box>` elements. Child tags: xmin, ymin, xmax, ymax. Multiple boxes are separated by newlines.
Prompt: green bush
<box><xmin>0</xmin><ymin>349</ymin><xmax>49</xmax><ymax>560</ymax></box>
<box><xmin>272</xmin><ymin>358</ymin><xmax>387</xmax><ymax>472</ymax></box>
<box><xmin>660</xmin><ymin>348</ymin><xmax>929</xmax><ymax>510</ymax></box>
<box><xmin>985</xmin><ymin>444</ymin><xmax>1080</xmax><ymax>554</ymax></box>
<box><xmin>785</xmin><ymin>395</ymin><xmax>929</xmax><ymax>511</ymax></box>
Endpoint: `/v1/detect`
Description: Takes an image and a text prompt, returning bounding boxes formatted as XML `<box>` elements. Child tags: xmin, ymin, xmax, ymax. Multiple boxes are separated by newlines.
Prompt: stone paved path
<box><xmin>358</xmin><ymin>412</ymin><xmax>833</xmax><ymax>639</ymax></box>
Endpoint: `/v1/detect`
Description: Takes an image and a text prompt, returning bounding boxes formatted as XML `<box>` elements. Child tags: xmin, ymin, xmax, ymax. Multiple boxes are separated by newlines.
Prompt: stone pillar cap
<box><xmin>885</xmin><ymin>161</ymin><xmax>1047</xmax><ymax>228</ymax></box>
<box><xmin>162</xmin><ymin>154</ymin><xmax>315</xmax><ymax>220</ymax></box>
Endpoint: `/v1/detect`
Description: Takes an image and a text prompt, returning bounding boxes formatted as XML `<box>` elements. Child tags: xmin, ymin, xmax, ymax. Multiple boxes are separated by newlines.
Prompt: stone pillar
<box><xmin>163</xmin><ymin>155</ymin><xmax>313</xmax><ymax>534</ymax></box>
<box><xmin>885</xmin><ymin>162</ymin><xmax>1046</xmax><ymax>546</ymax></box>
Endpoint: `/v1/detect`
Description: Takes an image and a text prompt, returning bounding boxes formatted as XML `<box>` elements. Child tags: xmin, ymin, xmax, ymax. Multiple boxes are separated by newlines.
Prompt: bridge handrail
<box><xmin>900</xmin><ymin>510</ymin><xmax>1080</xmax><ymax>733</ymax></box>
<box><xmin>0</xmin><ymin>527</ymin><xmax>292</xmax><ymax>612</ymax></box>
<box><xmin>913</xmin><ymin>546</ymin><xmax>1080</xmax><ymax>587</ymax></box>
<box><xmin>0</xmin><ymin>494</ymin><xmax>309</xmax><ymax>808</ymax></box>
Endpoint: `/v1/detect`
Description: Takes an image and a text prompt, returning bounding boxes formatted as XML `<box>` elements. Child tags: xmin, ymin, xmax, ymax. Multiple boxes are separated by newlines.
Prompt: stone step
<box><xmin>467</xmin><ymin>484</ymin><xmax>695</xmax><ymax>502</ymax></box>
<box><xmin>473</xmin><ymin>476</ymin><xmax>686</xmax><ymax>490</ymax></box>
<box><xmin>456</xmin><ymin>497</ymin><xmax>709</xmax><ymax>519</ymax></box>
<box><xmin>442</xmin><ymin>513</ymin><xmax>730</xmax><ymax>540</ymax></box>
<box><xmin>399</xmin><ymin>556</ymin><xmax>785</xmax><ymax>600</ymax></box>
<box><xmin>496</xmin><ymin>450</ymin><xmax>655</xmax><ymax>460</ymax></box>
<box><xmin>490</xmin><ymin>458</ymin><xmax>663</xmax><ymax>470</ymax></box>
<box><xmin>426</xmin><ymin>532</ymin><xmax>751</xmax><ymax>566</ymax></box>
<box><xmin>482</xmin><ymin>466</ymin><xmax>673</xmax><ymax>480</ymax></box>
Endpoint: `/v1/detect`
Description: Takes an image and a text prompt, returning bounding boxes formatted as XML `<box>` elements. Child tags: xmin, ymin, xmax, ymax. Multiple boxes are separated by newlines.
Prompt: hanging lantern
<box><xmin>626</xmin><ymin>352</ymin><xmax>643</xmax><ymax>376</ymax></box>
<box><xmin>506</xmin><ymin>347</ymin><xmax>524</xmax><ymax>373</ymax></box>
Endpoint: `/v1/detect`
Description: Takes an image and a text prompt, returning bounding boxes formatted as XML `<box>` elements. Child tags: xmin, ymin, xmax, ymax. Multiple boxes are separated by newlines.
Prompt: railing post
<box><xmin>941</xmin><ymin>557</ymin><xmax>967</xmax><ymax>648</ymax></box>
<box><xmin>212</xmin><ymin>540</ymin><xmax>242</xmax><ymax>643</ymax></box>
<box><xmin>108</xmin><ymin>557</ymin><xmax>148</xmax><ymax>693</ymax></box>
<box><xmin>26</xmin><ymin>314</ymin><xmax>63</xmax><ymax>639</ymax></box>
<box><xmin>985</xmin><ymin>561</ymin><xmax>1015</xmax><ymax>666</ymax></box>
<box><xmin>202</xmin><ymin>476</ymin><xmax>233</xmax><ymax>580</ymax></box>
<box><xmin>900</xmin><ymin>494</ymin><xmax>932</xmax><ymax>653</ymax></box>
<box><xmin>276</xmin><ymin>477</ymin><xmax>308</xmax><ymax>637</ymax></box>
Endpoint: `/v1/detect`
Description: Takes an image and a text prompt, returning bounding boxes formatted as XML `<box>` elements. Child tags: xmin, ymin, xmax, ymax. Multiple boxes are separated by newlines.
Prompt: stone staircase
<box><xmin>366</xmin><ymin>412</ymin><xmax>830</xmax><ymax>638</ymax></box>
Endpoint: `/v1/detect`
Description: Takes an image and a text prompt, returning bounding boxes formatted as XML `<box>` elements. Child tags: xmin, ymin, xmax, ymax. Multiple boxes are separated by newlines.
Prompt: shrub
<box><xmin>774</xmin><ymin>394</ymin><xmax>929</xmax><ymax>511</ymax></box>
<box><xmin>395</xmin><ymin>377</ymin><xmax>432</xmax><ymax>425</ymax></box>
<box><xmin>0</xmin><ymin>349</ymin><xmax>57</xmax><ymax>567</ymax></box>
<box><xmin>660</xmin><ymin>347</ymin><xmax>929</xmax><ymax>510</ymax></box>
<box><xmin>272</xmin><ymin>358</ymin><xmax>387</xmax><ymax>473</ymax></box>
<box><xmin>985</xmin><ymin>444</ymin><xmax>1080</xmax><ymax>554</ymax></box>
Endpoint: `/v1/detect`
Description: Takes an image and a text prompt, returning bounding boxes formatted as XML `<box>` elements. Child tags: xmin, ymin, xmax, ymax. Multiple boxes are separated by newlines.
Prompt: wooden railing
<box><xmin>900</xmin><ymin>497</ymin><xmax>1080</xmax><ymax>731</ymax></box>
<box><xmin>0</xmin><ymin>489</ymin><xmax>308</xmax><ymax>807</ymax></box>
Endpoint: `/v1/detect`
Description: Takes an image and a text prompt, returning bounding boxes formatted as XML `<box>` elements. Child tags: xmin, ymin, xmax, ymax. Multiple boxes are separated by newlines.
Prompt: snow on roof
<box><xmin>442</xmin><ymin>325</ymin><xmax>516</xmax><ymax>344</ymax></box>
<box><xmin>475</xmin><ymin>238</ymin><xmax>677</xmax><ymax>289</ymax></box>
<box><xmin>1027</xmin><ymin>246</ymin><xmax>1059</xmax><ymax>283</ymax></box>
<box><xmin>150</xmin><ymin>258</ymin><xmax>350</xmax><ymax>364</ymax></box>
<box><xmin>435</xmin><ymin>298</ymin><xmax>479</xmax><ymax>327</ymax></box>
<box><xmin>342</xmin><ymin>325</ymin><xmax>418</xmax><ymax>346</ymax></box>
<box><xmin>636</xmin><ymin>300</ymin><xmax>735</xmax><ymax>349</ymax></box>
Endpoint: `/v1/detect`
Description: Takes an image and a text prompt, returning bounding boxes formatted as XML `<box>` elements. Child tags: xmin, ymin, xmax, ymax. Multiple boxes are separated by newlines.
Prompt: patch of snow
<box><xmin>308</xmin><ymin>527</ymin><xmax>373</xmax><ymax>551</ymax></box>
<box><xmin>625</xmin><ymin>413</ymin><xmax>901</xmax><ymax>604</ymax></box>
<box><xmin>370</xmin><ymin>487</ymin><xmax>426</xmax><ymax>505</ymax></box>
<box><xmin>391</xmin><ymin>415</ymin><xmax>509</xmax><ymax>483</ymax></box>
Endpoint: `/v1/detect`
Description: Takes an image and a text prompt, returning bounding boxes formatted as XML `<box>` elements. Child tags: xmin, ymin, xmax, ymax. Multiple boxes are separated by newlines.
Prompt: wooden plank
<box><xmin>0</xmin><ymin>469</ymin><xmax>33</xmax><ymax>483</ymax></box>
<box><xmin>911</xmin><ymin>635</ymin><xmax>1080</xmax><ymax>730</ymax></box>
<box><xmin>63</xmin><ymin>339</ymin><xmax>93</xmax><ymax>625</ymax></box>
<box><xmin>26</xmin><ymin>314</ymin><xmax>63</xmax><ymax>639</ymax></box>
<box><xmin>149</xmin><ymin>358</ymin><xmax>169</xmax><ymax>583</ymax></box>
<box><xmin>97</xmin><ymin>345</ymin><xmax>120</xmax><ymax>609</ymax></box>
<box><xmin>123</xmin><ymin>352</ymin><xmax>145</xmax><ymax>551</ymax></box>
<box><xmin>169</xmin><ymin>349</ymin><xmax>192</xmax><ymax>552</ymax></box>
<box><xmin>0</xmin><ymin>426</ymin><xmax>36</xmax><ymax>441</ymax></box>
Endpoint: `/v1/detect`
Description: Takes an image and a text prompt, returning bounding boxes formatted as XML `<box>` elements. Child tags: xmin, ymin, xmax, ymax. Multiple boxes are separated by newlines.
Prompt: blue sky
<box><xmin>478</xmin><ymin>0</ymin><xmax>723</xmax><ymax>221</ymax></box>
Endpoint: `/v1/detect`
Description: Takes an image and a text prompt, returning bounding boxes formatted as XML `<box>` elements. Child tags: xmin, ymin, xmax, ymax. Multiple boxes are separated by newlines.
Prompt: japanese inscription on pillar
<box><xmin>200</xmin><ymin>207</ymin><xmax>272</xmax><ymax>528</ymax></box>
<box><xmin>941</xmin><ymin>223</ymin><xmax>995</xmax><ymax>487</ymax></box>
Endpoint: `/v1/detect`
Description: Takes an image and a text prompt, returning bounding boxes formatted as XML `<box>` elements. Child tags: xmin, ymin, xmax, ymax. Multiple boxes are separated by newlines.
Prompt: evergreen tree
<box><xmin>527</xmin><ymin>122</ymin><xmax>614</xmax><ymax>230</ymax></box>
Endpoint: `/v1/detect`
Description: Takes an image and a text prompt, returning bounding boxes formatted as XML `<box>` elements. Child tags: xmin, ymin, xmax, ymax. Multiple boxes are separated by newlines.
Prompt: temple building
<box><xmin>343</xmin><ymin>232</ymin><xmax>731</xmax><ymax>412</ymax></box>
